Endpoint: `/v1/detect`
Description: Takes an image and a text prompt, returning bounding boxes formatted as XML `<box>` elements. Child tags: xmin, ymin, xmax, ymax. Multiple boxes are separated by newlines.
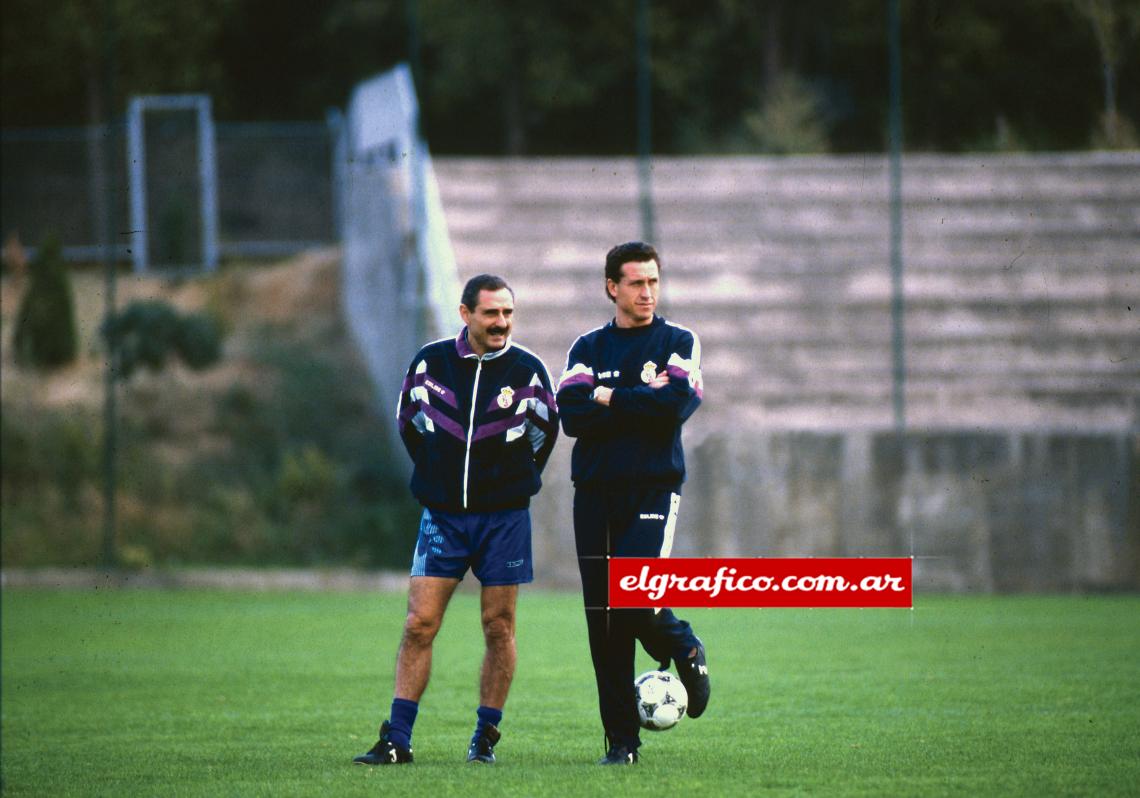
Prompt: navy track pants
<box><xmin>573</xmin><ymin>484</ymin><xmax>700</xmax><ymax>750</ymax></box>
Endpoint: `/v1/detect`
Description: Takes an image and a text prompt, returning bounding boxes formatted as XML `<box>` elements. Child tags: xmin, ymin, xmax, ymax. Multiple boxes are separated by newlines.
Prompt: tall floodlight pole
<box><xmin>636</xmin><ymin>0</ymin><xmax>656</xmax><ymax>244</ymax></box>
<box><xmin>887</xmin><ymin>0</ymin><xmax>906</xmax><ymax>432</ymax></box>
<box><xmin>100</xmin><ymin>0</ymin><xmax>119</xmax><ymax>568</ymax></box>
<box><xmin>406</xmin><ymin>0</ymin><xmax>427</xmax><ymax>345</ymax></box>
<box><xmin>406</xmin><ymin>0</ymin><xmax>423</xmax><ymax>95</ymax></box>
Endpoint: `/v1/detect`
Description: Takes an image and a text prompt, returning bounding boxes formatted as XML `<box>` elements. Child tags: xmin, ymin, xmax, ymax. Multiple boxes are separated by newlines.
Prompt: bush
<box><xmin>2</xmin><ymin>272</ymin><xmax>418</xmax><ymax>569</ymax></box>
<box><xmin>278</xmin><ymin>445</ymin><xmax>338</xmax><ymax>511</ymax></box>
<box><xmin>102</xmin><ymin>300</ymin><xmax>223</xmax><ymax>378</ymax></box>
<box><xmin>0</xmin><ymin>408</ymin><xmax>100</xmax><ymax>508</ymax></box>
<box><xmin>174</xmin><ymin>313</ymin><xmax>223</xmax><ymax>369</ymax></box>
<box><xmin>0</xmin><ymin>406</ymin><xmax>105</xmax><ymax>565</ymax></box>
<box><xmin>11</xmin><ymin>236</ymin><xmax>78</xmax><ymax>369</ymax></box>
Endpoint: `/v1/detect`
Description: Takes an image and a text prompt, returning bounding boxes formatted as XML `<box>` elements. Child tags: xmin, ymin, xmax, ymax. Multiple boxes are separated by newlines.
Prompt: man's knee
<box><xmin>481</xmin><ymin>608</ymin><xmax>516</xmax><ymax>645</ymax></box>
<box><xmin>403</xmin><ymin>609</ymin><xmax>443</xmax><ymax>646</ymax></box>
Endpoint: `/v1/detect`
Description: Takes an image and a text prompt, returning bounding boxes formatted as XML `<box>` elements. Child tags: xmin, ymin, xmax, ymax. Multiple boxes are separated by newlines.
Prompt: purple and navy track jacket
<box><xmin>396</xmin><ymin>329</ymin><xmax>559</xmax><ymax>513</ymax></box>
<box><xmin>557</xmin><ymin>315</ymin><xmax>702</xmax><ymax>488</ymax></box>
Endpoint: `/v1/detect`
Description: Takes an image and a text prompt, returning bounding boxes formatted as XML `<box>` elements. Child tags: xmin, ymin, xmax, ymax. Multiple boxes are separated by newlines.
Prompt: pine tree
<box><xmin>12</xmin><ymin>237</ymin><xmax>78</xmax><ymax>370</ymax></box>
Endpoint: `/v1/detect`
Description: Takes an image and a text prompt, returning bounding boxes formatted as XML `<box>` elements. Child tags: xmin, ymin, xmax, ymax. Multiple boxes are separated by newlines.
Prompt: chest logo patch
<box><xmin>641</xmin><ymin>361</ymin><xmax>658</xmax><ymax>384</ymax></box>
<box><xmin>496</xmin><ymin>386</ymin><xmax>516</xmax><ymax>409</ymax></box>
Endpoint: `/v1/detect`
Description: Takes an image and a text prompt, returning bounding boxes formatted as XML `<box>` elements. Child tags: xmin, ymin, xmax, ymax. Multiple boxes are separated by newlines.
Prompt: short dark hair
<box><xmin>604</xmin><ymin>241</ymin><xmax>660</xmax><ymax>302</ymax></box>
<box><xmin>461</xmin><ymin>274</ymin><xmax>514</xmax><ymax>310</ymax></box>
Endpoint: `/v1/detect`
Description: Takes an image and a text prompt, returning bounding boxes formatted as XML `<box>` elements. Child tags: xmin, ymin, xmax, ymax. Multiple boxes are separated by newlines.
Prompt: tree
<box><xmin>11</xmin><ymin>237</ymin><xmax>78</xmax><ymax>370</ymax></box>
<box><xmin>2</xmin><ymin>0</ymin><xmax>228</xmax><ymax>128</ymax></box>
<box><xmin>3</xmin><ymin>0</ymin><xmax>1135</xmax><ymax>153</ymax></box>
<box><xmin>741</xmin><ymin>75</ymin><xmax>831</xmax><ymax>153</ymax></box>
<box><xmin>1069</xmin><ymin>0</ymin><xmax>1140</xmax><ymax>147</ymax></box>
<box><xmin>417</xmin><ymin>0</ymin><xmax>634</xmax><ymax>154</ymax></box>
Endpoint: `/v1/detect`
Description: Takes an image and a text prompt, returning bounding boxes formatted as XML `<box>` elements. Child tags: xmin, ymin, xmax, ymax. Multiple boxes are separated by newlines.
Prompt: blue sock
<box><xmin>388</xmin><ymin>698</ymin><xmax>418</xmax><ymax>749</ymax></box>
<box><xmin>474</xmin><ymin>705</ymin><xmax>503</xmax><ymax>739</ymax></box>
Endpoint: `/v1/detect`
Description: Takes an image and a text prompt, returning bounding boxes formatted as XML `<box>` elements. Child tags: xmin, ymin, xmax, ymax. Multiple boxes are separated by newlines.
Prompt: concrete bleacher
<box><xmin>428</xmin><ymin>154</ymin><xmax>1138</xmax><ymax>590</ymax></box>
<box><xmin>434</xmin><ymin>153</ymin><xmax>1139</xmax><ymax>431</ymax></box>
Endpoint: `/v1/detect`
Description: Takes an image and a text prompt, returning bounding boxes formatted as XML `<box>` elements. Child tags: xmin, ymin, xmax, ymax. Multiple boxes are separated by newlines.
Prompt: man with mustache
<box><xmin>354</xmin><ymin>274</ymin><xmax>558</xmax><ymax>766</ymax></box>
<box><xmin>556</xmin><ymin>241</ymin><xmax>710</xmax><ymax>765</ymax></box>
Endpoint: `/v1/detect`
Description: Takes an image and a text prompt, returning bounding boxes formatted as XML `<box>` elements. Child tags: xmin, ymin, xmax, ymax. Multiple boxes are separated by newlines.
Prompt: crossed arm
<box><xmin>557</xmin><ymin>337</ymin><xmax>702</xmax><ymax>438</ymax></box>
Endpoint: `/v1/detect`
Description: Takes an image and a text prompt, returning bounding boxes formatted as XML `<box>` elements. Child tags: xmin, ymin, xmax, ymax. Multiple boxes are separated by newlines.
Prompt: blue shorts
<box><xmin>410</xmin><ymin>507</ymin><xmax>533</xmax><ymax>586</ymax></box>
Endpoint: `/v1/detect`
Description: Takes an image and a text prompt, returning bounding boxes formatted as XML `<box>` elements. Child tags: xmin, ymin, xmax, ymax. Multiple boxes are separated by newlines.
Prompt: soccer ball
<box><xmin>635</xmin><ymin>670</ymin><xmax>688</xmax><ymax>731</ymax></box>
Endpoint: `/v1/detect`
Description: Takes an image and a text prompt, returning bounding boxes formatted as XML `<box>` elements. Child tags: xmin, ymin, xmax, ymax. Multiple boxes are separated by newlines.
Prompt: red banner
<box><xmin>608</xmin><ymin>557</ymin><xmax>912</xmax><ymax>608</ymax></box>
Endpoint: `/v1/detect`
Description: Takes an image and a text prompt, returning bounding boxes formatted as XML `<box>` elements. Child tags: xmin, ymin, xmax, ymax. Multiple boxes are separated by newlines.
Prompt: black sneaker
<box><xmin>466</xmin><ymin>724</ymin><xmax>501</xmax><ymax>763</ymax></box>
<box><xmin>353</xmin><ymin>720</ymin><xmax>414</xmax><ymax>765</ymax></box>
<box><xmin>598</xmin><ymin>744</ymin><xmax>639</xmax><ymax>765</ymax></box>
<box><xmin>676</xmin><ymin>638</ymin><xmax>710</xmax><ymax>718</ymax></box>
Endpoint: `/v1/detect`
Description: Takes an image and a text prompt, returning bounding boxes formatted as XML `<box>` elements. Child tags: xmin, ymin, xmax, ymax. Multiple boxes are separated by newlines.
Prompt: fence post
<box><xmin>127</xmin><ymin>97</ymin><xmax>147</xmax><ymax>274</ymax></box>
<box><xmin>888</xmin><ymin>0</ymin><xmax>906</xmax><ymax>433</ymax></box>
<box><xmin>100</xmin><ymin>0</ymin><xmax>119</xmax><ymax>569</ymax></box>
<box><xmin>637</xmin><ymin>0</ymin><xmax>656</xmax><ymax>245</ymax></box>
<box><xmin>199</xmin><ymin>96</ymin><xmax>219</xmax><ymax>272</ymax></box>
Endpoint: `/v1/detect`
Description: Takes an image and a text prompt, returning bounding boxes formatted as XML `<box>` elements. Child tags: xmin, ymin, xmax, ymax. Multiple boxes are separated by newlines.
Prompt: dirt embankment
<box><xmin>2</xmin><ymin>248</ymin><xmax>345</xmax><ymax>447</ymax></box>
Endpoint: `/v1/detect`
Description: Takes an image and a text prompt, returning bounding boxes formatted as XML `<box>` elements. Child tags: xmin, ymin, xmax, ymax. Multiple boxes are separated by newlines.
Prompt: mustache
<box><xmin>488</xmin><ymin>327</ymin><xmax>509</xmax><ymax>336</ymax></box>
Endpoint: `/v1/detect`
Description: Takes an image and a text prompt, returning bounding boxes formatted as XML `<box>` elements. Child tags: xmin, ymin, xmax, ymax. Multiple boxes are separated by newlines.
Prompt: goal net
<box><xmin>127</xmin><ymin>94</ymin><xmax>219</xmax><ymax>273</ymax></box>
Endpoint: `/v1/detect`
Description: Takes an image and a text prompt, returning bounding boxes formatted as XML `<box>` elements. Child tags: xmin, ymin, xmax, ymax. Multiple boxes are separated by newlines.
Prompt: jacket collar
<box><xmin>606</xmin><ymin>314</ymin><xmax>664</xmax><ymax>334</ymax></box>
<box><xmin>455</xmin><ymin>327</ymin><xmax>512</xmax><ymax>360</ymax></box>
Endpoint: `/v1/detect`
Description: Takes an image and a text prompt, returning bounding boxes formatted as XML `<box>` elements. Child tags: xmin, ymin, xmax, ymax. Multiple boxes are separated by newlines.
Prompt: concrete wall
<box><xmin>529</xmin><ymin>430</ymin><xmax>1139</xmax><ymax>593</ymax></box>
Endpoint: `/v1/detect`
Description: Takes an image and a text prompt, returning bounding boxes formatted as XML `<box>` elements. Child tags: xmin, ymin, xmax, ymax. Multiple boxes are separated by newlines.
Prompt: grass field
<box><xmin>2</xmin><ymin>588</ymin><xmax>1137</xmax><ymax>797</ymax></box>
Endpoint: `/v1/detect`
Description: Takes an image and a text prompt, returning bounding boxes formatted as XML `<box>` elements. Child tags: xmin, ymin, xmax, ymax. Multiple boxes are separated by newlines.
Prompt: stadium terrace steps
<box><xmin>434</xmin><ymin>154</ymin><xmax>1140</xmax><ymax>429</ymax></box>
<box><xmin>446</xmin><ymin>240</ymin><xmax>1137</xmax><ymax>277</ymax></box>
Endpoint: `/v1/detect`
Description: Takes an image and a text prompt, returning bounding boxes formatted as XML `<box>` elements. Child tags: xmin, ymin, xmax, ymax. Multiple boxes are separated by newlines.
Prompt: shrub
<box><xmin>102</xmin><ymin>300</ymin><xmax>223</xmax><ymax>378</ymax></box>
<box><xmin>278</xmin><ymin>445</ymin><xmax>338</xmax><ymax>511</ymax></box>
<box><xmin>0</xmin><ymin>408</ymin><xmax>99</xmax><ymax>508</ymax></box>
<box><xmin>174</xmin><ymin>313</ymin><xmax>223</xmax><ymax>369</ymax></box>
<box><xmin>11</xmin><ymin>236</ymin><xmax>78</xmax><ymax>369</ymax></box>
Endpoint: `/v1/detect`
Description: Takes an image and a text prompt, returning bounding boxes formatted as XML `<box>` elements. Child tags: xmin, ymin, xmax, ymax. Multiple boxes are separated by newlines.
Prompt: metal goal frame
<box><xmin>127</xmin><ymin>94</ymin><xmax>219</xmax><ymax>273</ymax></box>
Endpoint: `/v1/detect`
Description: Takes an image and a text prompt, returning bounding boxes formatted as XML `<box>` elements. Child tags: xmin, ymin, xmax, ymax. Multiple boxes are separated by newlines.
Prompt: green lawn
<box><xmin>2</xmin><ymin>589</ymin><xmax>1137</xmax><ymax>796</ymax></box>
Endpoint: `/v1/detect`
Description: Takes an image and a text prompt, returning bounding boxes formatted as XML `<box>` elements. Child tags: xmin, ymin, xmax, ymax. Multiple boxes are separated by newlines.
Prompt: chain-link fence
<box><xmin>1</xmin><ymin>125</ymin><xmax>130</xmax><ymax>260</ymax></box>
<box><xmin>1</xmin><ymin>117</ymin><xmax>339</xmax><ymax>264</ymax></box>
<box><xmin>215</xmin><ymin>119</ymin><xmax>340</xmax><ymax>257</ymax></box>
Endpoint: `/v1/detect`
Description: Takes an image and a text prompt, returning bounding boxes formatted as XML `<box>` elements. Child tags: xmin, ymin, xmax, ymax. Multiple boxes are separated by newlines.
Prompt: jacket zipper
<box><xmin>462</xmin><ymin>357</ymin><xmax>484</xmax><ymax>509</ymax></box>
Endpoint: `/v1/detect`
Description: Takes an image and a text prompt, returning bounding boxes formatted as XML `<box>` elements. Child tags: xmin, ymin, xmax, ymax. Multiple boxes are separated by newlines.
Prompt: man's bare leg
<box><xmin>354</xmin><ymin>576</ymin><xmax>459</xmax><ymax>765</ymax></box>
<box><xmin>394</xmin><ymin>576</ymin><xmax>460</xmax><ymax>700</ymax></box>
<box><xmin>478</xmin><ymin>584</ymin><xmax>519</xmax><ymax>708</ymax></box>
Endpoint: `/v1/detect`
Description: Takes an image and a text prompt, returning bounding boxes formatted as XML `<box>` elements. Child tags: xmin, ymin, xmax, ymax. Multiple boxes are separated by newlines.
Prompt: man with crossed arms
<box><xmin>557</xmin><ymin>241</ymin><xmax>710</xmax><ymax>765</ymax></box>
